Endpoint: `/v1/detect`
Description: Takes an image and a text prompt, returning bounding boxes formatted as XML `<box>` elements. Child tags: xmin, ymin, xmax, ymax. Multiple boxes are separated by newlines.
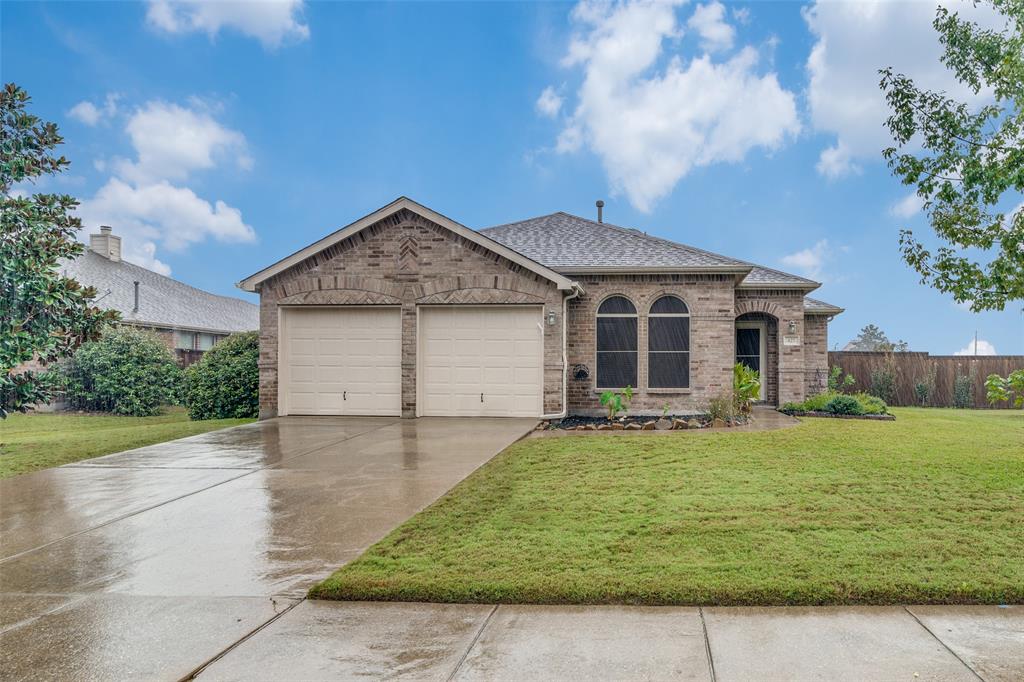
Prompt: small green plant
<box><xmin>985</xmin><ymin>370</ymin><xmax>1024</xmax><ymax>408</ymax></box>
<box><xmin>827</xmin><ymin>365</ymin><xmax>856</xmax><ymax>392</ymax></box>
<box><xmin>661</xmin><ymin>403</ymin><xmax>670</xmax><ymax>419</ymax></box>
<box><xmin>868</xmin><ymin>354</ymin><xmax>898</xmax><ymax>404</ymax></box>
<box><xmin>780</xmin><ymin>391</ymin><xmax>887</xmax><ymax>416</ymax></box>
<box><xmin>599</xmin><ymin>385</ymin><xmax>633</xmax><ymax>420</ymax></box>
<box><xmin>953</xmin><ymin>366</ymin><xmax>977</xmax><ymax>409</ymax></box>
<box><xmin>913</xmin><ymin>366</ymin><xmax>936</xmax><ymax>406</ymax></box>
<box><xmin>733</xmin><ymin>363</ymin><xmax>761</xmax><ymax>413</ymax></box>
<box><xmin>824</xmin><ymin>394</ymin><xmax>864</xmax><ymax>415</ymax></box>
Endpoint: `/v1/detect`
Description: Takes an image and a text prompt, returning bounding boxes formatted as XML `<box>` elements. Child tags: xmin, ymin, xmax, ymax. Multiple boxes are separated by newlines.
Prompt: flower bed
<box><xmin>782</xmin><ymin>410</ymin><xmax>896</xmax><ymax>421</ymax></box>
<box><xmin>547</xmin><ymin>413</ymin><xmax>751</xmax><ymax>431</ymax></box>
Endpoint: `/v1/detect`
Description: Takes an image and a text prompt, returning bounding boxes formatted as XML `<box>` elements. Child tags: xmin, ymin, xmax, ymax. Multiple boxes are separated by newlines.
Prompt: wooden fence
<box><xmin>828</xmin><ymin>351</ymin><xmax>1024</xmax><ymax>409</ymax></box>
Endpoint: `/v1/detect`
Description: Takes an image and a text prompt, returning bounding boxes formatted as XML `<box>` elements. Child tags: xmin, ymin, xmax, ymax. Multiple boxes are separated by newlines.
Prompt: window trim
<box><xmin>647</xmin><ymin>295</ymin><xmax>691</xmax><ymax>389</ymax></box>
<box><xmin>595</xmin><ymin>295</ymin><xmax>638</xmax><ymax>389</ymax></box>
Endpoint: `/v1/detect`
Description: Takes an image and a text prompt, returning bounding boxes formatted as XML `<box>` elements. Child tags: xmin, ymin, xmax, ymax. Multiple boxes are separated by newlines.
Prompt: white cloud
<box><xmin>890</xmin><ymin>192</ymin><xmax>923</xmax><ymax>219</ymax></box>
<box><xmin>815</xmin><ymin>141</ymin><xmax>860</xmax><ymax>179</ymax></box>
<box><xmin>780</xmin><ymin>239</ymin><xmax>830</xmax><ymax>280</ymax></box>
<box><xmin>77</xmin><ymin>98</ymin><xmax>256</xmax><ymax>275</ymax></box>
<box><xmin>146</xmin><ymin>0</ymin><xmax>309</xmax><ymax>48</ymax></box>
<box><xmin>687</xmin><ymin>1</ymin><xmax>735</xmax><ymax>52</ymax></box>
<box><xmin>67</xmin><ymin>93</ymin><xmax>119</xmax><ymax>126</ymax></box>
<box><xmin>732</xmin><ymin>7</ymin><xmax>750</xmax><ymax>25</ymax></box>
<box><xmin>535</xmin><ymin>86</ymin><xmax>564</xmax><ymax>118</ymax></box>
<box><xmin>954</xmin><ymin>337</ymin><xmax>997</xmax><ymax>356</ymax></box>
<box><xmin>554</xmin><ymin>0</ymin><xmax>799</xmax><ymax>212</ymax></box>
<box><xmin>804</xmin><ymin>0</ymin><xmax>1002</xmax><ymax>179</ymax></box>
<box><xmin>113</xmin><ymin>101</ymin><xmax>250</xmax><ymax>184</ymax></box>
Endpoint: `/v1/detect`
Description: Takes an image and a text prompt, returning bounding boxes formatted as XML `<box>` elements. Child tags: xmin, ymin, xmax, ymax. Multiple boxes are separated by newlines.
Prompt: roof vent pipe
<box><xmin>596</xmin><ymin>200</ymin><xmax>604</xmax><ymax>223</ymax></box>
<box><xmin>133</xmin><ymin>281</ymin><xmax>139</xmax><ymax>313</ymax></box>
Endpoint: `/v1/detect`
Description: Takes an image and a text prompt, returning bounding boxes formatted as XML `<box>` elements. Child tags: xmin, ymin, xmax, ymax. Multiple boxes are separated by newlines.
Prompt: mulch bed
<box><xmin>781</xmin><ymin>410</ymin><xmax>896</xmax><ymax>421</ymax></box>
<box><xmin>549</xmin><ymin>414</ymin><xmax>751</xmax><ymax>431</ymax></box>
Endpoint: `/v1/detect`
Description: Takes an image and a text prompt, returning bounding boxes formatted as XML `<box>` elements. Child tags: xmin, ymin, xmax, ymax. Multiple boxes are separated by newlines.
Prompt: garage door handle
<box><xmin>343</xmin><ymin>391</ymin><xmax>346</xmax><ymax>401</ymax></box>
<box><xmin>480</xmin><ymin>393</ymin><xmax>484</xmax><ymax>403</ymax></box>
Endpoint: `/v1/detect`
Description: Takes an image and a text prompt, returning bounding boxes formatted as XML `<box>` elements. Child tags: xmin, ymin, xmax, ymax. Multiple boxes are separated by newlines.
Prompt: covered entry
<box><xmin>278</xmin><ymin>306</ymin><xmax>402</xmax><ymax>416</ymax></box>
<box><xmin>418</xmin><ymin>305</ymin><xmax>544</xmax><ymax>417</ymax></box>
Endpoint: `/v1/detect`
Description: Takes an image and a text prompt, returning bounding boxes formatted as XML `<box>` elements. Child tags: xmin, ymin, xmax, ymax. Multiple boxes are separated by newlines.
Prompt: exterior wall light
<box><xmin>546</xmin><ymin>310</ymin><xmax>558</xmax><ymax>326</ymax></box>
<box><xmin>788</xmin><ymin>320</ymin><xmax>797</xmax><ymax>333</ymax></box>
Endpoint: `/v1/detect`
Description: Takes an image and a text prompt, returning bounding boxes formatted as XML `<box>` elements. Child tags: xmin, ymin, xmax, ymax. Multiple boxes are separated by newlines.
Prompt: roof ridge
<box><xmin>92</xmin><ymin>252</ymin><xmax>256</xmax><ymax>307</ymax></box>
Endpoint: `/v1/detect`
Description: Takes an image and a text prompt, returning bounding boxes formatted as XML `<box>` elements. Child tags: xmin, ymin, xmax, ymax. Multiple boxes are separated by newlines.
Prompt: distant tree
<box><xmin>880</xmin><ymin>0</ymin><xmax>1023</xmax><ymax>312</ymax></box>
<box><xmin>845</xmin><ymin>324</ymin><xmax>910</xmax><ymax>352</ymax></box>
<box><xmin>0</xmin><ymin>83</ymin><xmax>117</xmax><ymax>417</ymax></box>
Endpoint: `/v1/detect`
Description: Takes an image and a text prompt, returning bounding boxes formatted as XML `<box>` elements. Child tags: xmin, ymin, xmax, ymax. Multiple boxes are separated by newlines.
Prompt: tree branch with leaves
<box><xmin>1</xmin><ymin>83</ymin><xmax>118</xmax><ymax>417</ymax></box>
<box><xmin>880</xmin><ymin>0</ymin><xmax>1023</xmax><ymax>312</ymax></box>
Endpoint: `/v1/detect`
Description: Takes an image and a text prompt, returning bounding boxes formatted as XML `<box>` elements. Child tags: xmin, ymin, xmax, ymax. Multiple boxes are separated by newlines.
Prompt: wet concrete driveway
<box><xmin>0</xmin><ymin>416</ymin><xmax>535</xmax><ymax>680</ymax></box>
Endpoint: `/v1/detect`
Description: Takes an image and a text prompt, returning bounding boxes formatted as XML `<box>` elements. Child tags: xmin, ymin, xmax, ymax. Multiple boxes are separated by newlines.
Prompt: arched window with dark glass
<box><xmin>648</xmin><ymin>296</ymin><xmax>690</xmax><ymax>389</ymax></box>
<box><xmin>596</xmin><ymin>296</ymin><xmax>637</xmax><ymax>388</ymax></box>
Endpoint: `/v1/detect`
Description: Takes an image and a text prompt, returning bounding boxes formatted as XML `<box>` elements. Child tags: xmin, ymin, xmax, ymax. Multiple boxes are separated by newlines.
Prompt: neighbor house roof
<box><xmin>238</xmin><ymin>196</ymin><xmax>575</xmax><ymax>292</ymax></box>
<box><xmin>803</xmin><ymin>296</ymin><xmax>845</xmax><ymax>315</ymax></box>
<box><xmin>481</xmin><ymin>212</ymin><xmax>819</xmax><ymax>289</ymax></box>
<box><xmin>63</xmin><ymin>250</ymin><xmax>258</xmax><ymax>334</ymax></box>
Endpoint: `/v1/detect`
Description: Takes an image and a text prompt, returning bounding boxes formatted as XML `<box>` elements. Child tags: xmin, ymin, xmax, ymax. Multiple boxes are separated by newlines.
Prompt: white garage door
<box><xmin>279</xmin><ymin>307</ymin><xmax>401</xmax><ymax>416</ymax></box>
<box><xmin>419</xmin><ymin>306</ymin><xmax>544</xmax><ymax>417</ymax></box>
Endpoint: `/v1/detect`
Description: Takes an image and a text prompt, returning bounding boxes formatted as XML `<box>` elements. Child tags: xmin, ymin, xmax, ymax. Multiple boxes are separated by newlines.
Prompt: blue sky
<box><xmin>3</xmin><ymin>0</ymin><xmax>1021</xmax><ymax>354</ymax></box>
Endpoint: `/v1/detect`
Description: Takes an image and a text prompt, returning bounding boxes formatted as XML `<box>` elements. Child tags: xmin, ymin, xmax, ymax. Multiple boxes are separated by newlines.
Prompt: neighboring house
<box><xmin>239</xmin><ymin>197</ymin><xmax>843</xmax><ymax>419</ymax></box>
<box><xmin>65</xmin><ymin>226</ymin><xmax>259</xmax><ymax>365</ymax></box>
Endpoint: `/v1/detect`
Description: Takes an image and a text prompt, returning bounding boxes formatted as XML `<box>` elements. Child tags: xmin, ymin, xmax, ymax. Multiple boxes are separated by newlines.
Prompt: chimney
<box><xmin>596</xmin><ymin>200</ymin><xmax>604</xmax><ymax>223</ymax></box>
<box><xmin>89</xmin><ymin>225</ymin><xmax>122</xmax><ymax>262</ymax></box>
<box><xmin>133</xmin><ymin>281</ymin><xmax>140</xmax><ymax>313</ymax></box>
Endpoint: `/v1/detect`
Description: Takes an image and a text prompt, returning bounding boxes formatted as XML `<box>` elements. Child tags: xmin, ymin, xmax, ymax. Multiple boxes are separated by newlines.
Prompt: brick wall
<box><xmin>256</xmin><ymin>208</ymin><xmax>564</xmax><ymax>418</ymax></box>
<box><xmin>566</xmin><ymin>274</ymin><xmax>736</xmax><ymax>415</ymax></box>
<box><xmin>803</xmin><ymin>315</ymin><xmax>830</xmax><ymax>396</ymax></box>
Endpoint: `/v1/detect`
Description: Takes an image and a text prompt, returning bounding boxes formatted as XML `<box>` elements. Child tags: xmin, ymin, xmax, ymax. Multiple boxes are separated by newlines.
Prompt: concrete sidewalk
<box><xmin>196</xmin><ymin>601</ymin><xmax>1021</xmax><ymax>681</ymax></box>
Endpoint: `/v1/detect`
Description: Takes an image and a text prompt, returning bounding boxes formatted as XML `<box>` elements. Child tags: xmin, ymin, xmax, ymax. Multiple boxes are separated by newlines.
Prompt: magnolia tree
<box><xmin>881</xmin><ymin>0</ymin><xmax>1023</xmax><ymax>312</ymax></box>
<box><xmin>0</xmin><ymin>84</ymin><xmax>117</xmax><ymax>417</ymax></box>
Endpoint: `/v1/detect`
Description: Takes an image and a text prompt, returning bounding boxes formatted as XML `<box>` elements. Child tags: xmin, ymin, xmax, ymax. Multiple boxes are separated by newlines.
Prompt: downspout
<box><xmin>542</xmin><ymin>282</ymin><xmax>584</xmax><ymax>421</ymax></box>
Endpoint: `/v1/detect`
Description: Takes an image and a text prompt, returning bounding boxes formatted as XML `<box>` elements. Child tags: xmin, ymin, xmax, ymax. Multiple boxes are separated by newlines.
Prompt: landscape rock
<box><xmin>712</xmin><ymin>418</ymin><xmax>727</xmax><ymax>429</ymax></box>
<box><xmin>583</xmin><ymin>424</ymin><xmax>597</xmax><ymax>431</ymax></box>
<box><xmin>612</xmin><ymin>422</ymin><xmax>626</xmax><ymax>430</ymax></box>
<box><xmin>672</xmin><ymin>419</ymin><xmax>688</xmax><ymax>430</ymax></box>
<box><xmin>655</xmin><ymin>418</ymin><xmax>673</xmax><ymax>430</ymax></box>
<box><xmin>597</xmin><ymin>423</ymin><xmax>612</xmax><ymax>431</ymax></box>
<box><xmin>624</xmin><ymin>423</ymin><xmax>641</xmax><ymax>430</ymax></box>
<box><xmin>641</xmin><ymin>421</ymin><xmax>656</xmax><ymax>431</ymax></box>
<box><xmin>687</xmin><ymin>419</ymin><xmax>701</xmax><ymax>429</ymax></box>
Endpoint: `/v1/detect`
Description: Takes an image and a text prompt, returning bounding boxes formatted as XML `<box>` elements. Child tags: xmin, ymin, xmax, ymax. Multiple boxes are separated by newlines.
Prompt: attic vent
<box><xmin>596</xmin><ymin>200</ymin><xmax>604</xmax><ymax>223</ymax></box>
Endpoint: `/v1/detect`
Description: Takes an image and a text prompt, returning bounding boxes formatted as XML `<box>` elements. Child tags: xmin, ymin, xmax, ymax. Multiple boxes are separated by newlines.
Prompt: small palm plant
<box><xmin>733</xmin><ymin>363</ymin><xmax>761</xmax><ymax>414</ymax></box>
<box><xmin>599</xmin><ymin>385</ymin><xmax>634</xmax><ymax>420</ymax></box>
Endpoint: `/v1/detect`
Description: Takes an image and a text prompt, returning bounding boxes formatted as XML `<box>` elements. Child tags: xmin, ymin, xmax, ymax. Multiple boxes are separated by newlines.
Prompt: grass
<box><xmin>0</xmin><ymin>407</ymin><xmax>254</xmax><ymax>478</ymax></box>
<box><xmin>311</xmin><ymin>408</ymin><xmax>1024</xmax><ymax>606</ymax></box>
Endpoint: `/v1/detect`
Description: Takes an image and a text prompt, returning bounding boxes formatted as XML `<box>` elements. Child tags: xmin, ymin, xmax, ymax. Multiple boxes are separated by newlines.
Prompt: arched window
<box><xmin>596</xmin><ymin>296</ymin><xmax>637</xmax><ymax>388</ymax></box>
<box><xmin>648</xmin><ymin>296</ymin><xmax>690</xmax><ymax>389</ymax></box>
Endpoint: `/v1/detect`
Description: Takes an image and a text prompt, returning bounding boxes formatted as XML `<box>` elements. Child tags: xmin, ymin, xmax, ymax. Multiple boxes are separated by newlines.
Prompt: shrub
<box><xmin>56</xmin><ymin>325</ymin><xmax>182</xmax><ymax>416</ymax></box>
<box><xmin>953</xmin><ymin>366</ymin><xmax>977</xmax><ymax>408</ymax></box>
<box><xmin>705</xmin><ymin>390</ymin><xmax>738</xmax><ymax>422</ymax></box>
<box><xmin>913</xmin><ymin>366</ymin><xmax>936</xmax><ymax>407</ymax></box>
<box><xmin>733</xmin><ymin>363</ymin><xmax>761</xmax><ymax>413</ymax></box>
<box><xmin>184</xmin><ymin>331</ymin><xmax>259</xmax><ymax>420</ymax></box>
<box><xmin>852</xmin><ymin>392</ymin><xmax>888</xmax><ymax>415</ymax></box>
<box><xmin>824</xmin><ymin>394</ymin><xmax>864</xmax><ymax>415</ymax></box>
<box><xmin>868</xmin><ymin>356</ymin><xmax>898</xmax><ymax>404</ymax></box>
<box><xmin>984</xmin><ymin>369</ymin><xmax>1023</xmax><ymax>408</ymax></box>
<box><xmin>827</xmin><ymin>365</ymin><xmax>856</xmax><ymax>392</ymax></box>
<box><xmin>781</xmin><ymin>391</ymin><xmax>887</xmax><ymax>416</ymax></box>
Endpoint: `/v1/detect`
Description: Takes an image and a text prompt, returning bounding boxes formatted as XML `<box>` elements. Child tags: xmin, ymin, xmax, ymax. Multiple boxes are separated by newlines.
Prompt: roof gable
<box><xmin>238</xmin><ymin>197</ymin><xmax>575</xmax><ymax>292</ymax></box>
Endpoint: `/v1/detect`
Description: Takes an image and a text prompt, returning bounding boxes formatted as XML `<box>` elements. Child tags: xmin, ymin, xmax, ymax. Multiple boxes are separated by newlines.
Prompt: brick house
<box><xmin>66</xmin><ymin>226</ymin><xmax>259</xmax><ymax>365</ymax></box>
<box><xmin>239</xmin><ymin>197</ymin><xmax>842</xmax><ymax>419</ymax></box>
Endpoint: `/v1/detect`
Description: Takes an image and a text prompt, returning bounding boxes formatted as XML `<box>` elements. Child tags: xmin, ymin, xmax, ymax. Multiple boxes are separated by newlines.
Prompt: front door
<box><xmin>735</xmin><ymin>322</ymin><xmax>766</xmax><ymax>399</ymax></box>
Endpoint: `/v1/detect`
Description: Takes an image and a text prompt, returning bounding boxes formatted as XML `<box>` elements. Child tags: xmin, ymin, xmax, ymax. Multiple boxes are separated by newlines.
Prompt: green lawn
<box><xmin>0</xmin><ymin>407</ymin><xmax>254</xmax><ymax>478</ymax></box>
<box><xmin>312</xmin><ymin>408</ymin><xmax>1024</xmax><ymax>606</ymax></box>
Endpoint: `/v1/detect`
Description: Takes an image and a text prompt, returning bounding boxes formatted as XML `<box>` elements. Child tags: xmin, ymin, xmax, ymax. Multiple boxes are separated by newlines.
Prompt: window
<box><xmin>175</xmin><ymin>331</ymin><xmax>196</xmax><ymax>350</ymax></box>
<box><xmin>648</xmin><ymin>296</ymin><xmax>690</xmax><ymax>389</ymax></box>
<box><xmin>197</xmin><ymin>333</ymin><xmax>217</xmax><ymax>351</ymax></box>
<box><xmin>596</xmin><ymin>296</ymin><xmax>637</xmax><ymax>388</ymax></box>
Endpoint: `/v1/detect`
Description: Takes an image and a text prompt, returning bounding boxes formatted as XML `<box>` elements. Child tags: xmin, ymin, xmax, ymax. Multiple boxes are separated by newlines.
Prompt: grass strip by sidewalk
<box><xmin>311</xmin><ymin>408</ymin><xmax>1023</xmax><ymax>606</ymax></box>
<box><xmin>0</xmin><ymin>407</ymin><xmax>253</xmax><ymax>478</ymax></box>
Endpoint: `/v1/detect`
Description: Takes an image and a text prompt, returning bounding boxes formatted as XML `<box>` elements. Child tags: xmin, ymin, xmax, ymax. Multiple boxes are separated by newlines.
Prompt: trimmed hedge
<box><xmin>184</xmin><ymin>331</ymin><xmax>259</xmax><ymax>420</ymax></box>
<box><xmin>57</xmin><ymin>325</ymin><xmax>182</xmax><ymax>416</ymax></box>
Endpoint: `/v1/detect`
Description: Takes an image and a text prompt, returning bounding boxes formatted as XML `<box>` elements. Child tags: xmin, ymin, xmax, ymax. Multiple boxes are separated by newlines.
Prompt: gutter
<box><xmin>541</xmin><ymin>281</ymin><xmax>584</xmax><ymax>421</ymax></box>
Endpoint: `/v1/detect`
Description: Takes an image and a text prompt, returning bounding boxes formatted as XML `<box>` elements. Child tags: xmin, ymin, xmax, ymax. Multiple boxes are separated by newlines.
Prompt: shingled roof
<box><xmin>63</xmin><ymin>250</ymin><xmax>258</xmax><ymax>333</ymax></box>
<box><xmin>803</xmin><ymin>296</ymin><xmax>845</xmax><ymax>315</ymax></box>
<box><xmin>481</xmin><ymin>212</ymin><xmax>819</xmax><ymax>289</ymax></box>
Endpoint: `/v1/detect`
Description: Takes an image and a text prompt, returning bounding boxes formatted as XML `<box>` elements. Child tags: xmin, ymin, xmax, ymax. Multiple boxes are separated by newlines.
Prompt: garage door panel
<box><xmin>280</xmin><ymin>307</ymin><xmax>401</xmax><ymax>416</ymax></box>
<box><xmin>420</xmin><ymin>306</ymin><xmax>543</xmax><ymax>417</ymax></box>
